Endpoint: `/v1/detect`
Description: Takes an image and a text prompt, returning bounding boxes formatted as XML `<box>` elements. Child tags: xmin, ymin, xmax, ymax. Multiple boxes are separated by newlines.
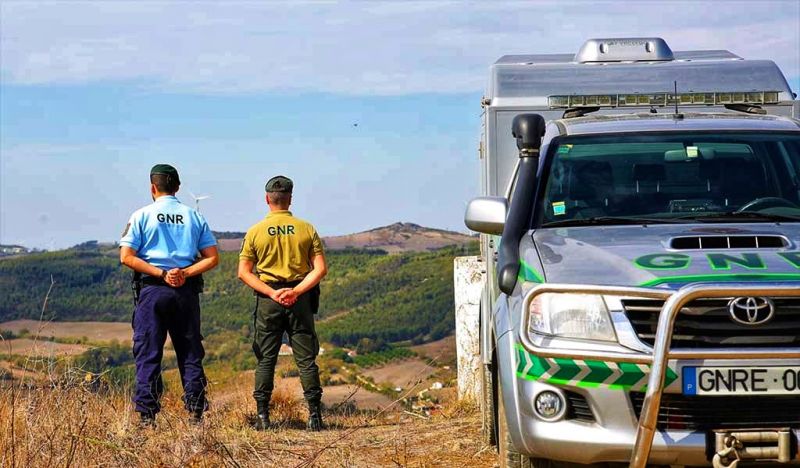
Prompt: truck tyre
<box><xmin>498</xmin><ymin>379</ymin><xmax>533</xmax><ymax>468</ymax></box>
<box><xmin>481</xmin><ymin>363</ymin><xmax>497</xmax><ymax>446</ymax></box>
<box><xmin>497</xmin><ymin>379</ymin><xmax>555</xmax><ymax>468</ymax></box>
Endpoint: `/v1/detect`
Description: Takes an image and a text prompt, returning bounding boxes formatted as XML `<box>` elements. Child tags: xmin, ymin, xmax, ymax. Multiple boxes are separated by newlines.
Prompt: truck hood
<box><xmin>532</xmin><ymin>223</ymin><xmax>800</xmax><ymax>289</ymax></box>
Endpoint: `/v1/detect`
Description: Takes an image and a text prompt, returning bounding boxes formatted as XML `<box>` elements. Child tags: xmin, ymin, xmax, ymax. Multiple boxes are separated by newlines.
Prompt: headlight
<box><xmin>528</xmin><ymin>293</ymin><xmax>616</xmax><ymax>342</ymax></box>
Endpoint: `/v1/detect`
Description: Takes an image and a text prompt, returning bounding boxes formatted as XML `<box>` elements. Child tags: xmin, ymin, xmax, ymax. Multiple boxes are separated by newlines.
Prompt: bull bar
<box><xmin>519</xmin><ymin>283</ymin><xmax>800</xmax><ymax>467</ymax></box>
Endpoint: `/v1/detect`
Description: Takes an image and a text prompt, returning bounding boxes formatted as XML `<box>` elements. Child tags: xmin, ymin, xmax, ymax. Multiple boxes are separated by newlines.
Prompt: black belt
<box><xmin>255</xmin><ymin>280</ymin><xmax>302</xmax><ymax>298</ymax></box>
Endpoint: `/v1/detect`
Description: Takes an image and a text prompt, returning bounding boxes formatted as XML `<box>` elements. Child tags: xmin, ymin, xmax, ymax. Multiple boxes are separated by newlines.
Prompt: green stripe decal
<box><xmin>582</xmin><ymin>360</ymin><xmax>613</xmax><ymax>386</ymax></box>
<box><xmin>530</xmin><ymin>353</ymin><xmax>550</xmax><ymax>379</ymax></box>
<box><xmin>665</xmin><ymin>367</ymin><xmax>678</xmax><ymax>385</ymax></box>
<box><xmin>612</xmin><ymin>362</ymin><xmax>646</xmax><ymax>387</ymax></box>
<box><xmin>519</xmin><ymin>260</ymin><xmax>544</xmax><ymax>283</ymax></box>
<box><xmin>551</xmin><ymin>357</ymin><xmax>581</xmax><ymax>381</ymax></box>
<box><xmin>514</xmin><ymin>344</ymin><xmax>679</xmax><ymax>391</ymax></box>
<box><xmin>639</xmin><ymin>273</ymin><xmax>800</xmax><ymax>288</ymax></box>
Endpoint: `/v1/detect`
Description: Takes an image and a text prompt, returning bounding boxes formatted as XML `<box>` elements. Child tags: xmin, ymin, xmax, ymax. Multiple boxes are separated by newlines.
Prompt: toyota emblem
<box><xmin>728</xmin><ymin>297</ymin><xmax>775</xmax><ymax>326</ymax></box>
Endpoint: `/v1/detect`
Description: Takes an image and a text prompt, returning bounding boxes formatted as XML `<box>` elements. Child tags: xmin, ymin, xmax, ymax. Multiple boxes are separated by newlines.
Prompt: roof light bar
<box><xmin>548</xmin><ymin>91</ymin><xmax>780</xmax><ymax>109</ymax></box>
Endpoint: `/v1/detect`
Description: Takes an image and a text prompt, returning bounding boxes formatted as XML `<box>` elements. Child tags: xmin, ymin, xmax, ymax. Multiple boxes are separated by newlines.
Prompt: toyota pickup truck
<box><xmin>464</xmin><ymin>38</ymin><xmax>800</xmax><ymax>467</ymax></box>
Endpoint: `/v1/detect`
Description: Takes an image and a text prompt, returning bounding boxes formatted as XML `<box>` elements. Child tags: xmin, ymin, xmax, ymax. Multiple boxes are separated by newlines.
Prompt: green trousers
<box><xmin>252</xmin><ymin>291</ymin><xmax>322</xmax><ymax>410</ymax></box>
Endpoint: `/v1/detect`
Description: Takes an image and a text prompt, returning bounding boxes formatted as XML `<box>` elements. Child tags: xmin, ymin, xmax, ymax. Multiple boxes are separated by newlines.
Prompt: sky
<box><xmin>1</xmin><ymin>1</ymin><xmax>799</xmax><ymax>249</ymax></box>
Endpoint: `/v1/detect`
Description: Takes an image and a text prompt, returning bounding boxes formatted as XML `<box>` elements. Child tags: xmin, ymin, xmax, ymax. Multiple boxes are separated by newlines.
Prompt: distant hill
<box><xmin>323</xmin><ymin>223</ymin><xmax>475</xmax><ymax>253</ymax></box>
<box><xmin>0</xmin><ymin>243</ymin><xmax>478</xmax><ymax>346</ymax></box>
<box><xmin>215</xmin><ymin>223</ymin><xmax>475</xmax><ymax>254</ymax></box>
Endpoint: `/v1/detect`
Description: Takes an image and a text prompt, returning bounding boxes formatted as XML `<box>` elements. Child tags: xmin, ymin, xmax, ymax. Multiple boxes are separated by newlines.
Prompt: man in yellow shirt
<box><xmin>237</xmin><ymin>175</ymin><xmax>328</xmax><ymax>431</ymax></box>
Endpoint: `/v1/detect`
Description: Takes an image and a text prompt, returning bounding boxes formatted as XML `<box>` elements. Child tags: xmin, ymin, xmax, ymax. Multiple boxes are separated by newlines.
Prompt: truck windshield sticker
<box><xmin>552</xmin><ymin>201</ymin><xmax>566</xmax><ymax>216</ymax></box>
<box><xmin>515</xmin><ymin>344</ymin><xmax>678</xmax><ymax>391</ymax></box>
<box><xmin>557</xmin><ymin>144</ymin><xmax>572</xmax><ymax>154</ymax></box>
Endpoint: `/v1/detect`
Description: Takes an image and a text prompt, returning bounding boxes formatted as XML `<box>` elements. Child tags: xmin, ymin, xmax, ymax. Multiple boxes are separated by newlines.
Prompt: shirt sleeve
<box><xmin>310</xmin><ymin>228</ymin><xmax>325</xmax><ymax>257</ymax></box>
<box><xmin>197</xmin><ymin>215</ymin><xmax>217</xmax><ymax>250</ymax></box>
<box><xmin>119</xmin><ymin>212</ymin><xmax>143</xmax><ymax>250</ymax></box>
<box><xmin>239</xmin><ymin>230</ymin><xmax>257</xmax><ymax>261</ymax></box>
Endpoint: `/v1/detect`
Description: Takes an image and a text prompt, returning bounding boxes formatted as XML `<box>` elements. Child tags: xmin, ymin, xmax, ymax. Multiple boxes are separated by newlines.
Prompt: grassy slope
<box><xmin>0</xmin><ymin>244</ymin><xmax>477</xmax><ymax>347</ymax></box>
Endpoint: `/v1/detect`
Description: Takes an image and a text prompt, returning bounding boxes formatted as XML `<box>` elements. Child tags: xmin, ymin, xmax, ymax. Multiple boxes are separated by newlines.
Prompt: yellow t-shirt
<box><xmin>239</xmin><ymin>210</ymin><xmax>325</xmax><ymax>283</ymax></box>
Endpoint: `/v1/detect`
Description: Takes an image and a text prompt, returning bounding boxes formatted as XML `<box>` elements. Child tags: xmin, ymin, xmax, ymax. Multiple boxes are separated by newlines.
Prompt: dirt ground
<box><xmin>210</xmin><ymin>370</ymin><xmax>394</xmax><ymax>412</ymax></box>
<box><xmin>0</xmin><ymin>319</ymin><xmax>132</xmax><ymax>343</ymax></box>
<box><xmin>0</xmin><ymin>338</ymin><xmax>89</xmax><ymax>358</ymax></box>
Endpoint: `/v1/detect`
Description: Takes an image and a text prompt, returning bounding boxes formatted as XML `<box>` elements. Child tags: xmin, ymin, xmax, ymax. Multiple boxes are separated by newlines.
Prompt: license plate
<box><xmin>683</xmin><ymin>366</ymin><xmax>800</xmax><ymax>396</ymax></box>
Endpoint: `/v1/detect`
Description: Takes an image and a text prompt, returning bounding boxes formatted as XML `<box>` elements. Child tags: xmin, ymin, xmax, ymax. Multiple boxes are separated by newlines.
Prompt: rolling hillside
<box><xmin>0</xmin><ymin>233</ymin><xmax>477</xmax><ymax>347</ymax></box>
<box><xmin>322</xmin><ymin>222</ymin><xmax>475</xmax><ymax>253</ymax></box>
<box><xmin>215</xmin><ymin>222</ymin><xmax>475</xmax><ymax>253</ymax></box>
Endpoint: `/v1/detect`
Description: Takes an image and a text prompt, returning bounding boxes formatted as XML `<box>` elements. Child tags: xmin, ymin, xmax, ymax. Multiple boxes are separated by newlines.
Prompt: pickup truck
<box><xmin>464</xmin><ymin>38</ymin><xmax>800</xmax><ymax>467</ymax></box>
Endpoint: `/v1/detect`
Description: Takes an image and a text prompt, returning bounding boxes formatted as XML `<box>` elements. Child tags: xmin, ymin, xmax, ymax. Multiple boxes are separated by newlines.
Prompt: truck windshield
<box><xmin>540</xmin><ymin>132</ymin><xmax>800</xmax><ymax>227</ymax></box>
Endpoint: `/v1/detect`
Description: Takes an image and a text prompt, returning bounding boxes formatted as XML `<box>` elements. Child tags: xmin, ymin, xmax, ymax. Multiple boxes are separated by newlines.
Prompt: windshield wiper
<box><xmin>673</xmin><ymin>211</ymin><xmax>800</xmax><ymax>223</ymax></box>
<box><xmin>542</xmin><ymin>216</ymin><xmax>689</xmax><ymax>228</ymax></box>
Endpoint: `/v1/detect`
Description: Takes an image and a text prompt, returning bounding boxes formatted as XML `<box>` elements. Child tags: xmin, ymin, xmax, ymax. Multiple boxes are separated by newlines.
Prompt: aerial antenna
<box><xmin>673</xmin><ymin>80</ymin><xmax>683</xmax><ymax>120</ymax></box>
<box><xmin>188</xmin><ymin>191</ymin><xmax>211</xmax><ymax>213</ymax></box>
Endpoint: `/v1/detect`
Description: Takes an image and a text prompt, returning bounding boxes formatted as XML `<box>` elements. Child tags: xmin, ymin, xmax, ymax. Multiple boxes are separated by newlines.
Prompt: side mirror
<box><xmin>464</xmin><ymin>196</ymin><xmax>508</xmax><ymax>235</ymax></box>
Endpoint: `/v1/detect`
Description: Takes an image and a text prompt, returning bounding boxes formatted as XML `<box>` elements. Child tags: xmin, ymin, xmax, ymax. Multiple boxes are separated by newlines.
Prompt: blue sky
<box><xmin>1</xmin><ymin>1</ymin><xmax>799</xmax><ymax>249</ymax></box>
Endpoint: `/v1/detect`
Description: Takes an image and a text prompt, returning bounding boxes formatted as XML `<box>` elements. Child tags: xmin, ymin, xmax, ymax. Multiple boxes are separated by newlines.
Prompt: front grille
<box><xmin>622</xmin><ymin>298</ymin><xmax>800</xmax><ymax>348</ymax></box>
<box><xmin>565</xmin><ymin>391</ymin><xmax>595</xmax><ymax>423</ymax></box>
<box><xmin>629</xmin><ymin>393</ymin><xmax>800</xmax><ymax>430</ymax></box>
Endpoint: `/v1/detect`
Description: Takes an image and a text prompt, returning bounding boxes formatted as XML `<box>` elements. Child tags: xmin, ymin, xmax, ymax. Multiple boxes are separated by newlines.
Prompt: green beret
<box><xmin>150</xmin><ymin>164</ymin><xmax>180</xmax><ymax>184</ymax></box>
<box><xmin>265</xmin><ymin>175</ymin><xmax>293</xmax><ymax>193</ymax></box>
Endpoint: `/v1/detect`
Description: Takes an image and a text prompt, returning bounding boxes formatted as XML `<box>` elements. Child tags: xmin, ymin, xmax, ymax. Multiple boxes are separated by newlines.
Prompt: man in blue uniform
<box><xmin>119</xmin><ymin>164</ymin><xmax>219</xmax><ymax>427</ymax></box>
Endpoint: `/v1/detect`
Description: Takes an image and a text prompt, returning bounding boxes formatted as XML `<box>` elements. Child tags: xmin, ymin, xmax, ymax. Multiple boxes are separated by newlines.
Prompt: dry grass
<box><xmin>0</xmin><ymin>281</ymin><xmax>495</xmax><ymax>467</ymax></box>
<box><xmin>0</xmin><ymin>367</ymin><xmax>496</xmax><ymax>467</ymax></box>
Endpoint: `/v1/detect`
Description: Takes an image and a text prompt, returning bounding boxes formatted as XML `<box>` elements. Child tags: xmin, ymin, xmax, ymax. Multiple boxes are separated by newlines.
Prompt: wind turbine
<box><xmin>188</xmin><ymin>191</ymin><xmax>211</xmax><ymax>213</ymax></box>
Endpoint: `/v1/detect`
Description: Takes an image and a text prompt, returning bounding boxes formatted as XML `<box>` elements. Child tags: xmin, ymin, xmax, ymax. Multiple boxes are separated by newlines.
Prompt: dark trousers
<box><xmin>252</xmin><ymin>291</ymin><xmax>322</xmax><ymax>410</ymax></box>
<box><xmin>132</xmin><ymin>283</ymin><xmax>208</xmax><ymax>415</ymax></box>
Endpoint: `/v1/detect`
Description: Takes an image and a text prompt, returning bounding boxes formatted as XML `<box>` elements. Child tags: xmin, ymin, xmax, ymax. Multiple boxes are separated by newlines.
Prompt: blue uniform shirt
<box><xmin>120</xmin><ymin>195</ymin><xmax>217</xmax><ymax>270</ymax></box>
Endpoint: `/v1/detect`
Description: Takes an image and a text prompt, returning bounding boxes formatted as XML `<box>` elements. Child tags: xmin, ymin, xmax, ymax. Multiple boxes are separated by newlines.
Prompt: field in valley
<box><xmin>0</xmin><ymin>319</ymin><xmax>132</xmax><ymax>343</ymax></box>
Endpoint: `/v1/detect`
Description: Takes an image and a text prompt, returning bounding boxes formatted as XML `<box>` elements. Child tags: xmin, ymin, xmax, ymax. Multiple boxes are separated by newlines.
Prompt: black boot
<box><xmin>138</xmin><ymin>412</ymin><xmax>156</xmax><ymax>429</ymax></box>
<box><xmin>307</xmin><ymin>401</ymin><xmax>323</xmax><ymax>432</ymax></box>
<box><xmin>255</xmin><ymin>401</ymin><xmax>270</xmax><ymax>431</ymax></box>
<box><xmin>189</xmin><ymin>409</ymin><xmax>203</xmax><ymax>426</ymax></box>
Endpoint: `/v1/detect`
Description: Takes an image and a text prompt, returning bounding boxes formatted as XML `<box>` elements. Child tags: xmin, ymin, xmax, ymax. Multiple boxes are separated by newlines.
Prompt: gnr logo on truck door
<box><xmin>268</xmin><ymin>225</ymin><xmax>295</xmax><ymax>236</ymax></box>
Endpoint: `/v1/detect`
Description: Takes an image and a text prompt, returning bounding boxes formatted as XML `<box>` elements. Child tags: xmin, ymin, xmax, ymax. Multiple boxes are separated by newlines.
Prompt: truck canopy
<box><xmin>488</xmin><ymin>38</ymin><xmax>795</xmax><ymax>106</ymax></box>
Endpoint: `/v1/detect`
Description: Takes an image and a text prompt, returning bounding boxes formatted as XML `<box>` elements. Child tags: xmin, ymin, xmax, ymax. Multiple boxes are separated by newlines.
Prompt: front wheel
<box><xmin>498</xmin><ymin>379</ymin><xmax>554</xmax><ymax>468</ymax></box>
<box><xmin>481</xmin><ymin>363</ymin><xmax>497</xmax><ymax>446</ymax></box>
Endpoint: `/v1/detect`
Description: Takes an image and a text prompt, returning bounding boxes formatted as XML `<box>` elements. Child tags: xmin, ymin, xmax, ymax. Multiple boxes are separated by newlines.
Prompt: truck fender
<box><xmin>496</xmin><ymin>325</ymin><xmax>532</xmax><ymax>454</ymax></box>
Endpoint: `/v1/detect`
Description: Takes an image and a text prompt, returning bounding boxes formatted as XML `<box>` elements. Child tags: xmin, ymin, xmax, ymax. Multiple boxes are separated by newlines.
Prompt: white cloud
<box><xmin>0</xmin><ymin>1</ymin><xmax>798</xmax><ymax>95</ymax></box>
